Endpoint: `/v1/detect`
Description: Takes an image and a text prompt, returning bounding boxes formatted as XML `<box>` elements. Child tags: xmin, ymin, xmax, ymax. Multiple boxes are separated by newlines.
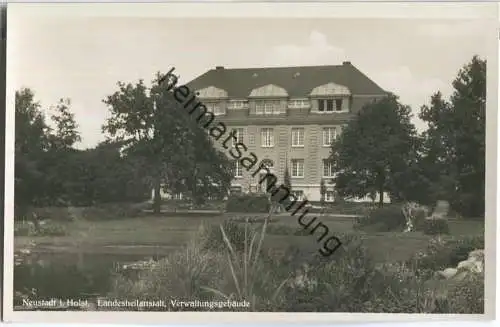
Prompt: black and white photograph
<box><xmin>3</xmin><ymin>2</ymin><xmax>497</xmax><ymax>323</ymax></box>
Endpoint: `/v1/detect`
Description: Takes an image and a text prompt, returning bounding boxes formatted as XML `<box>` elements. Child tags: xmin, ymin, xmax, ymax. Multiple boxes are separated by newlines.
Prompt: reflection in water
<box><xmin>14</xmin><ymin>251</ymin><xmax>161</xmax><ymax>306</ymax></box>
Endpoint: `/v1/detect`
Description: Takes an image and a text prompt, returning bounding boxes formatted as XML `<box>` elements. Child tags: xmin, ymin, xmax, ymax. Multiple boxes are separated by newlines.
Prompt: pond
<box><xmin>14</xmin><ymin>251</ymin><xmax>167</xmax><ymax>306</ymax></box>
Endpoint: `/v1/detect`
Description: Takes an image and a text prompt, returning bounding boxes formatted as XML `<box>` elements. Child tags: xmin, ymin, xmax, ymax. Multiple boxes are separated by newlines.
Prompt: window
<box><xmin>318</xmin><ymin>100</ymin><xmax>325</xmax><ymax>112</ymax></box>
<box><xmin>317</xmin><ymin>99</ymin><xmax>343</xmax><ymax>112</ymax></box>
<box><xmin>289</xmin><ymin>99</ymin><xmax>310</xmax><ymax>108</ymax></box>
<box><xmin>326</xmin><ymin>100</ymin><xmax>334</xmax><ymax>112</ymax></box>
<box><xmin>323</xmin><ymin>127</ymin><xmax>337</xmax><ymax>146</ymax></box>
<box><xmin>255</xmin><ymin>100</ymin><xmax>281</xmax><ymax>115</ymax></box>
<box><xmin>335</xmin><ymin>99</ymin><xmax>343</xmax><ymax>111</ymax></box>
<box><xmin>323</xmin><ymin>159</ymin><xmax>335</xmax><ymax>177</ymax></box>
<box><xmin>291</xmin><ymin>159</ymin><xmax>305</xmax><ymax>178</ymax></box>
<box><xmin>291</xmin><ymin>190</ymin><xmax>304</xmax><ymax>201</ymax></box>
<box><xmin>228</xmin><ymin>100</ymin><xmax>246</xmax><ymax>109</ymax></box>
<box><xmin>206</xmin><ymin>102</ymin><xmax>224</xmax><ymax>115</ymax></box>
<box><xmin>232</xmin><ymin>128</ymin><xmax>244</xmax><ymax>146</ymax></box>
<box><xmin>234</xmin><ymin>160</ymin><xmax>243</xmax><ymax>178</ymax></box>
<box><xmin>291</xmin><ymin>128</ymin><xmax>305</xmax><ymax>147</ymax></box>
<box><xmin>325</xmin><ymin>191</ymin><xmax>335</xmax><ymax>202</ymax></box>
<box><xmin>261</xmin><ymin>128</ymin><xmax>274</xmax><ymax>147</ymax></box>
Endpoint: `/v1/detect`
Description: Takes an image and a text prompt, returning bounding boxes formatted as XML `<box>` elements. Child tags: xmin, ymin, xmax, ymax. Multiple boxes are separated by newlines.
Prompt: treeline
<box><xmin>15</xmin><ymin>74</ymin><xmax>233</xmax><ymax>214</ymax></box>
<box><xmin>331</xmin><ymin>55</ymin><xmax>486</xmax><ymax>218</ymax></box>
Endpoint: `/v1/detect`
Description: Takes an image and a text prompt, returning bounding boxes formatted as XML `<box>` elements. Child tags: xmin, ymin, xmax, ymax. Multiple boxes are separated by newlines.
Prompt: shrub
<box><xmin>226</xmin><ymin>194</ymin><xmax>270</xmax><ymax>213</ymax></box>
<box><xmin>109</xmin><ymin>241</ymin><xmax>227</xmax><ymax>309</ymax></box>
<box><xmin>198</xmin><ymin>220</ymin><xmax>257</xmax><ymax>252</ymax></box>
<box><xmin>355</xmin><ymin>205</ymin><xmax>406</xmax><ymax>232</ymax></box>
<box><xmin>14</xmin><ymin>222</ymin><xmax>67</xmax><ymax>237</ymax></box>
<box><xmin>422</xmin><ymin>218</ymin><xmax>450</xmax><ymax>235</ymax></box>
<box><xmin>409</xmin><ymin>235</ymin><xmax>484</xmax><ymax>275</ymax></box>
<box><xmin>81</xmin><ymin>203</ymin><xmax>145</xmax><ymax>221</ymax></box>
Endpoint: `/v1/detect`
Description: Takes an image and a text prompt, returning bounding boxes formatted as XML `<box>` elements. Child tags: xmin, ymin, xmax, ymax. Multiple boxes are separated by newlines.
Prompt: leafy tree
<box><xmin>330</xmin><ymin>94</ymin><xmax>419</xmax><ymax>207</ymax></box>
<box><xmin>102</xmin><ymin>72</ymin><xmax>232</xmax><ymax>214</ymax></box>
<box><xmin>47</xmin><ymin>98</ymin><xmax>81</xmax><ymax>150</ymax></box>
<box><xmin>15</xmin><ymin>88</ymin><xmax>50</xmax><ymax>214</ymax></box>
<box><xmin>419</xmin><ymin>55</ymin><xmax>486</xmax><ymax>217</ymax></box>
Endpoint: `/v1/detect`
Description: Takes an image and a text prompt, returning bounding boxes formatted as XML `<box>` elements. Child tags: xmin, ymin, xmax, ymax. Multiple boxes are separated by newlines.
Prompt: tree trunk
<box><xmin>378</xmin><ymin>185</ymin><xmax>384</xmax><ymax>207</ymax></box>
<box><xmin>153</xmin><ymin>179</ymin><xmax>161</xmax><ymax>215</ymax></box>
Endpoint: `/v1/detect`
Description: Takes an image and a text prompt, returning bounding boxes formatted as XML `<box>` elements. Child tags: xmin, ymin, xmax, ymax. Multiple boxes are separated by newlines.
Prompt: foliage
<box><xmin>418</xmin><ymin>56</ymin><xmax>486</xmax><ymax>217</ymax></box>
<box><xmin>265</xmin><ymin>224</ymin><xmax>310</xmax><ymax>236</ymax></box>
<box><xmin>421</xmin><ymin>218</ymin><xmax>450</xmax><ymax>236</ymax></box>
<box><xmin>409</xmin><ymin>235</ymin><xmax>484</xmax><ymax>274</ymax></box>
<box><xmin>102</xmin><ymin>73</ymin><xmax>232</xmax><ymax>213</ymax></box>
<box><xmin>330</xmin><ymin>94</ymin><xmax>419</xmax><ymax>206</ymax></box>
<box><xmin>354</xmin><ymin>204</ymin><xmax>406</xmax><ymax>232</ymax></box>
<box><xmin>226</xmin><ymin>194</ymin><xmax>270</xmax><ymax>213</ymax></box>
<box><xmin>14</xmin><ymin>222</ymin><xmax>67</xmax><ymax>237</ymax></box>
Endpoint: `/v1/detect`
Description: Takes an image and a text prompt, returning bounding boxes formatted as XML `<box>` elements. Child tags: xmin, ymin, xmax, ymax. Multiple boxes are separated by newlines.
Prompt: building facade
<box><xmin>173</xmin><ymin>62</ymin><xmax>388</xmax><ymax>202</ymax></box>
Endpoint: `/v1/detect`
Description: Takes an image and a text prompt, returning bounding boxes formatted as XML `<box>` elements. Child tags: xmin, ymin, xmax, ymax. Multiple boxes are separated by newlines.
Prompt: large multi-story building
<box><xmin>179</xmin><ymin>61</ymin><xmax>388</xmax><ymax>202</ymax></box>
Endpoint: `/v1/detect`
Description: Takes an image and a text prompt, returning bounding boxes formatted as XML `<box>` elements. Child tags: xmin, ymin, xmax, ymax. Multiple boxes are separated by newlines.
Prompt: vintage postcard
<box><xmin>3</xmin><ymin>1</ymin><xmax>498</xmax><ymax>324</ymax></box>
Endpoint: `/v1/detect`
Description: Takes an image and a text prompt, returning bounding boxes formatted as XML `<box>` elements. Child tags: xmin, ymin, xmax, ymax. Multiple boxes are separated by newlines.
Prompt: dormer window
<box><xmin>255</xmin><ymin>100</ymin><xmax>281</xmax><ymax>115</ymax></box>
<box><xmin>288</xmin><ymin>99</ymin><xmax>310</xmax><ymax>109</ymax></box>
<box><xmin>206</xmin><ymin>102</ymin><xmax>225</xmax><ymax>116</ymax></box>
<box><xmin>228</xmin><ymin>100</ymin><xmax>247</xmax><ymax>110</ymax></box>
<box><xmin>318</xmin><ymin>99</ymin><xmax>344</xmax><ymax>112</ymax></box>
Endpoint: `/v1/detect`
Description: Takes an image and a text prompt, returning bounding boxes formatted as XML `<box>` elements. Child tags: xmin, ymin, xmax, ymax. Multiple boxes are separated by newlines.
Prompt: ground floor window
<box><xmin>325</xmin><ymin>190</ymin><xmax>335</xmax><ymax>202</ymax></box>
<box><xmin>230</xmin><ymin>186</ymin><xmax>242</xmax><ymax>195</ymax></box>
<box><xmin>291</xmin><ymin>190</ymin><xmax>304</xmax><ymax>201</ymax></box>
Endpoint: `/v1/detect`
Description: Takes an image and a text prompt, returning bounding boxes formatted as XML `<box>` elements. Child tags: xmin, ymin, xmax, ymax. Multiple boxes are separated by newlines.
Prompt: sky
<box><xmin>8</xmin><ymin>15</ymin><xmax>491</xmax><ymax>149</ymax></box>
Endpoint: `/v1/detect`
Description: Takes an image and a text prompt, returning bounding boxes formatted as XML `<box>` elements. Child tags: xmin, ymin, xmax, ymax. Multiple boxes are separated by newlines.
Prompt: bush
<box><xmin>14</xmin><ymin>222</ymin><xmax>67</xmax><ymax>237</ymax></box>
<box><xmin>410</xmin><ymin>235</ymin><xmax>484</xmax><ymax>273</ymax></box>
<box><xmin>198</xmin><ymin>220</ymin><xmax>257</xmax><ymax>252</ymax></box>
<box><xmin>226</xmin><ymin>194</ymin><xmax>270</xmax><ymax>213</ymax></box>
<box><xmin>354</xmin><ymin>205</ymin><xmax>406</xmax><ymax>232</ymax></box>
<box><xmin>422</xmin><ymin>218</ymin><xmax>450</xmax><ymax>235</ymax></box>
<box><xmin>81</xmin><ymin>203</ymin><xmax>145</xmax><ymax>221</ymax></box>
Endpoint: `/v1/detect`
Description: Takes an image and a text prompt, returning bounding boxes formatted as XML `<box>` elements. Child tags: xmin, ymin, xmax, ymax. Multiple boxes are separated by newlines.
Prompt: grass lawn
<box><xmin>15</xmin><ymin>210</ymin><xmax>484</xmax><ymax>263</ymax></box>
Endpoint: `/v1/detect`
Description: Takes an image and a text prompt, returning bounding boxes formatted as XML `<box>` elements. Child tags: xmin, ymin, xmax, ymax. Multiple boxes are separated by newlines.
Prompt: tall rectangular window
<box><xmin>335</xmin><ymin>99</ymin><xmax>343</xmax><ymax>111</ymax></box>
<box><xmin>325</xmin><ymin>190</ymin><xmax>335</xmax><ymax>202</ymax></box>
<box><xmin>291</xmin><ymin>159</ymin><xmax>305</xmax><ymax>178</ymax></box>
<box><xmin>326</xmin><ymin>100</ymin><xmax>334</xmax><ymax>111</ymax></box>
<box><xmin>323</xmin><ymin>127</ymin><xmax>337</xmax><ymax>146</ymax></box>
<box><xmin>231</xmin><ymin>128</ymin><xmax>244</xmax><ymax>146</ymax></box>
<box><xmin>234</xmin><ymin>160</ymin><xmax>242</xmax><ymax>178</ymax></box>
<box><xmin>323</xmin><ymin>159</ymin><xmax>335</xmax><ymax>177</ymax></box>
<box><xmin>261</xmin><ymin>128</ymin><xmax>274</xmax><ymax>147</ymax></box>
<box><xmin>318</xmin><ymin>100</ymin><xmax>325</xmax><ymax>112</ymax></box>
<box><xmin>291</xmin><ymin>128</ymin><xmax>305</xmax><ymax>147</ymax></box>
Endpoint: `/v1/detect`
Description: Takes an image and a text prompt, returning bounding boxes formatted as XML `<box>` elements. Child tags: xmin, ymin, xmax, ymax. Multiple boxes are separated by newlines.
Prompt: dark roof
<box><xmin>186</xmin><ymin>62</ymin><xmax>387</xmax><ymax>98</ymax></box>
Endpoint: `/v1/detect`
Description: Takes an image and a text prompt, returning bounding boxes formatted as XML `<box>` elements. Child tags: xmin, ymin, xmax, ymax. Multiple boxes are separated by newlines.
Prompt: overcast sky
<box><xmin>8</xmin><ymin>14</ymin><xmax>491</xmax><ymax>149</ymax></box>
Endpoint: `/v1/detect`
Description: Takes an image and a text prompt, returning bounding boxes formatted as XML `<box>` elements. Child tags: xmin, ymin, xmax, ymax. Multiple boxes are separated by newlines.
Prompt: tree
<box><xmin>330</xmin><ymin>94</ymin><xmax>419</xmax><ymax>207</ymax></box>
<box><xmin>419</xmin><ymin>55</ymin><xmax>486</xmax><ymax>217</ymax></box>
<box><xmin>15</xmin><ymin>88</ymin><xmax>50</xmax><ymax>214</ymax></box>
<box><xmin>48</xmin><ymin>98</ymin><xmax>81</xmax><ymax>150</ymax></box>
<box><xmin>102</xmin><ymin>72</ymin><xmax>232</xmax><ymax>214</ymax></box>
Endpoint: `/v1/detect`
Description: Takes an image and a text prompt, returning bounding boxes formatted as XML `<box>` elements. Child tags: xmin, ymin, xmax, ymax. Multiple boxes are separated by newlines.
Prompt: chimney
<box><xmin>342</xmin><ymin>61</ymin><xmax>351</xmax><ymax>65</ymax></box>
<box><xmin>215</xmin><ymin>66</ymin><xmax>224</xmax><ymax>70</ymax></box>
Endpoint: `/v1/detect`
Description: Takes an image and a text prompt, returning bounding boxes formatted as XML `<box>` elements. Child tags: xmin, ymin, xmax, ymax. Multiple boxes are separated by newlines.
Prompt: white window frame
<box><xmin>291</xmin><ymin>190</ymin><xmax>304</xmax><ymax>201</ymax></box>
<box><xmin>325</xmin><ymin>190</ymin><xmax>335</xmax><ymax>202</ymax></box>
<box><xmin>206</xmin><ymin>102</ymin><xmax>224</xmax><ymax>116</ymax></box>
<box><xmin>234</xmin><ymin>160</ymin><xmax>243</xmax><ymax>178</ymax></box>
<box><xmin>323</xmin><ymin>127</ymin><xmax>337</xmax><ymax>147</ymax></box>
<box><xmin>261</xmin><ymin>128</ymin><xmax>274</xmax><ymax>147</ymax></box>
<box><xmin>291</xmin><ymin>128</ymin><xmax>305</xmax><ymax>147</ymax></box>
<box><xmin>231</xmin><ymin>128</ymin><xmax>244</xmax><ymax>146</ymax></box>
<box><xmin>228</xmin><ymin>100</ymin><xmax>246</xmax><ymax>109</ymax></box>
<box><xmin>288</xmin><ymin>99</ymin><xmax>310</xmax><ymax>109</ymax></box>
<box><xmin>256</xmin><ymin>100</ymin><xmax>281</xmax><ymax>115</ymax></box>
<box><xmin>291</xmin><ymin>159</ymin><xmax>305</xmax><ymax>178</ymax></box>
<box><xmin>323</xmin><ymin>159</ymin><xmax>335</xmax><ymax>177</ymax></box>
